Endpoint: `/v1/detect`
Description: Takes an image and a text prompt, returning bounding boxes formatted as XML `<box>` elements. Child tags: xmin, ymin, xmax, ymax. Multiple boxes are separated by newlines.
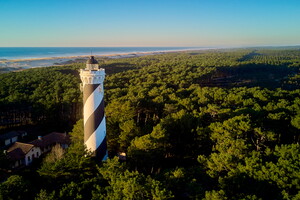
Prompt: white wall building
<box><xmin>6</xmin><ymin>132</ymin><xmax>70</xmax><ymax>168</ymax></box>
<box><xmin>7</xmin><ymin>142</ymin><xmax>41</xmax><ymax>168</ymax></box>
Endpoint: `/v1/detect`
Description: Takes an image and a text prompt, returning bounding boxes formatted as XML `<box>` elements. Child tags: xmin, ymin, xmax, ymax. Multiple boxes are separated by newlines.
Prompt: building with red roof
<box><xmin>6</xmin><ymin>132</ymin><xmax>70</xmax><ymax>168</ymax></box>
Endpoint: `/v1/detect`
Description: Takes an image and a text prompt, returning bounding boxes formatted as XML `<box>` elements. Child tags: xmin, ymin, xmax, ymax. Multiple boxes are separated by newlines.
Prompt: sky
<box><xmin>0</xmin><ymin>0</ymin><xmax>300</xmax><ymax>47</ymax></box>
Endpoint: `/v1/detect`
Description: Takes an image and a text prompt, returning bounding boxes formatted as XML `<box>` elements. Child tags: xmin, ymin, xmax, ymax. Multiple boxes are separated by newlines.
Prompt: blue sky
<box><xmin>0</xmin><ymin>0</ymin><xmax>300</xmax><ymax>47</ymax></box>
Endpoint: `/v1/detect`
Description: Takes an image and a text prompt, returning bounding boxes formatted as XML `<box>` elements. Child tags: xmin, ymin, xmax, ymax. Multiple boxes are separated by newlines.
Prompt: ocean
<box><xmin>0</xmin><ymin>47</ymin><xmax>203</xmax><ymax>60</ymax></box>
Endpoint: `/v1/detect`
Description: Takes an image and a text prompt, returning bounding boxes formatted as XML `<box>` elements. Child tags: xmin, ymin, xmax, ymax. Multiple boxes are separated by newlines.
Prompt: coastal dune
<box><xmin>0</xmin><ymin>49</ymin><xmax>201</xmax><ymax>72</ymax></box>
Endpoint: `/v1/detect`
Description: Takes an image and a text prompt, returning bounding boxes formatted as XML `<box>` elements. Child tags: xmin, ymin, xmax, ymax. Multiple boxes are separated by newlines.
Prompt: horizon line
<box><xmin>0</xmin><ymin>44</ymin><xmax>300</xmax><ymax>48</ymax></box>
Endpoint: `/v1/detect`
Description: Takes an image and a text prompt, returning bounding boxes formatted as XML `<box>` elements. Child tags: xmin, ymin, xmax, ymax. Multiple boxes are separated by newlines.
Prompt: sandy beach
<box><xmin>0</xmin><ymin>49</ymin><xmax>199</xmax><ymax>73</ymax></box>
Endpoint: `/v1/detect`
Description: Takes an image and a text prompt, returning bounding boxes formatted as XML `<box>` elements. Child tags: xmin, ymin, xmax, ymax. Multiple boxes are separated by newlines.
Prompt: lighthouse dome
<box><xmin>86</xmin><ymin>56</ymin><xmax>98</xmax><ymax>64</ymax></box>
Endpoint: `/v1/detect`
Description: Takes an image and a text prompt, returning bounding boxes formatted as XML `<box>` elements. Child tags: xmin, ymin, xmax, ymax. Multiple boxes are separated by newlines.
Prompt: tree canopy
<box><xmin>0</xmin><ymin>48</ymin><xmax>300</xmax><ymax>199</ymax></box>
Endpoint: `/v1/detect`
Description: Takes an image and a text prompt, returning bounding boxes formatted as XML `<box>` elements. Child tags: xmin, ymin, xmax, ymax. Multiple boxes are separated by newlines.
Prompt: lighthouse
<box><xmin>80</xmin><ymin>56</ymin><xmax>108</xmax><ymax>160</ymax></box>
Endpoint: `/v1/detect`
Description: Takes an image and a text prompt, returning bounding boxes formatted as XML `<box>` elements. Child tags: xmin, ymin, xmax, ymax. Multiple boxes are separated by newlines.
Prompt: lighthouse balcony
<box><xmin>80</xmin><ymin>69</ymin><xmax>105</xmax><ymax>85</ymax></box>
<box><xmin>80</xmin><ymin>68</ymin><xmax>105</xmax><ymax>74</ymax></box>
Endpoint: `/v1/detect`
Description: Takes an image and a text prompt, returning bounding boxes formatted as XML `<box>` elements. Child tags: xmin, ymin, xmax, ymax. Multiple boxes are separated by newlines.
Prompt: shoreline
<box><xmin>0</xmin><ymin>48</ymin><xmax>212</xmax><ymax>62</ymax></box>
<box><xmin>0</xmin><ymin>48</ymin><xmax>215</xmax><ymax>72</ymax></box>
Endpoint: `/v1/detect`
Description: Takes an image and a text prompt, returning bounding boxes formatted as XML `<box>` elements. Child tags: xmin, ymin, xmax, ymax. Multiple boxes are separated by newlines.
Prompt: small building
<box><xmin>0</xmin><ymin>131</ymin><xmax>27</xmax><ymax>148</ymax></box>
<box><xmin>6</xmin><ymin>132</ymin><xmax>70</xmax><ymax>169</ymax></box>
<box><xmin>29</xmin><ymin>132</ymin><xmax>70</xmax><ymax>153</ymax></box>
<box><xmin>7</xmin><ymin>142</ymin><xmax>41</xmax><ymax>168</ymax></box>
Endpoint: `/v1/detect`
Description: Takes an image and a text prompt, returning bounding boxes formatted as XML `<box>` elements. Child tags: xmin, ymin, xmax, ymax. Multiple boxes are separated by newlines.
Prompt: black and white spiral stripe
<box><xmin>83</xmin><ymin>83</ymin><xmax>108</xmax><ymax>160</ymax></box>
